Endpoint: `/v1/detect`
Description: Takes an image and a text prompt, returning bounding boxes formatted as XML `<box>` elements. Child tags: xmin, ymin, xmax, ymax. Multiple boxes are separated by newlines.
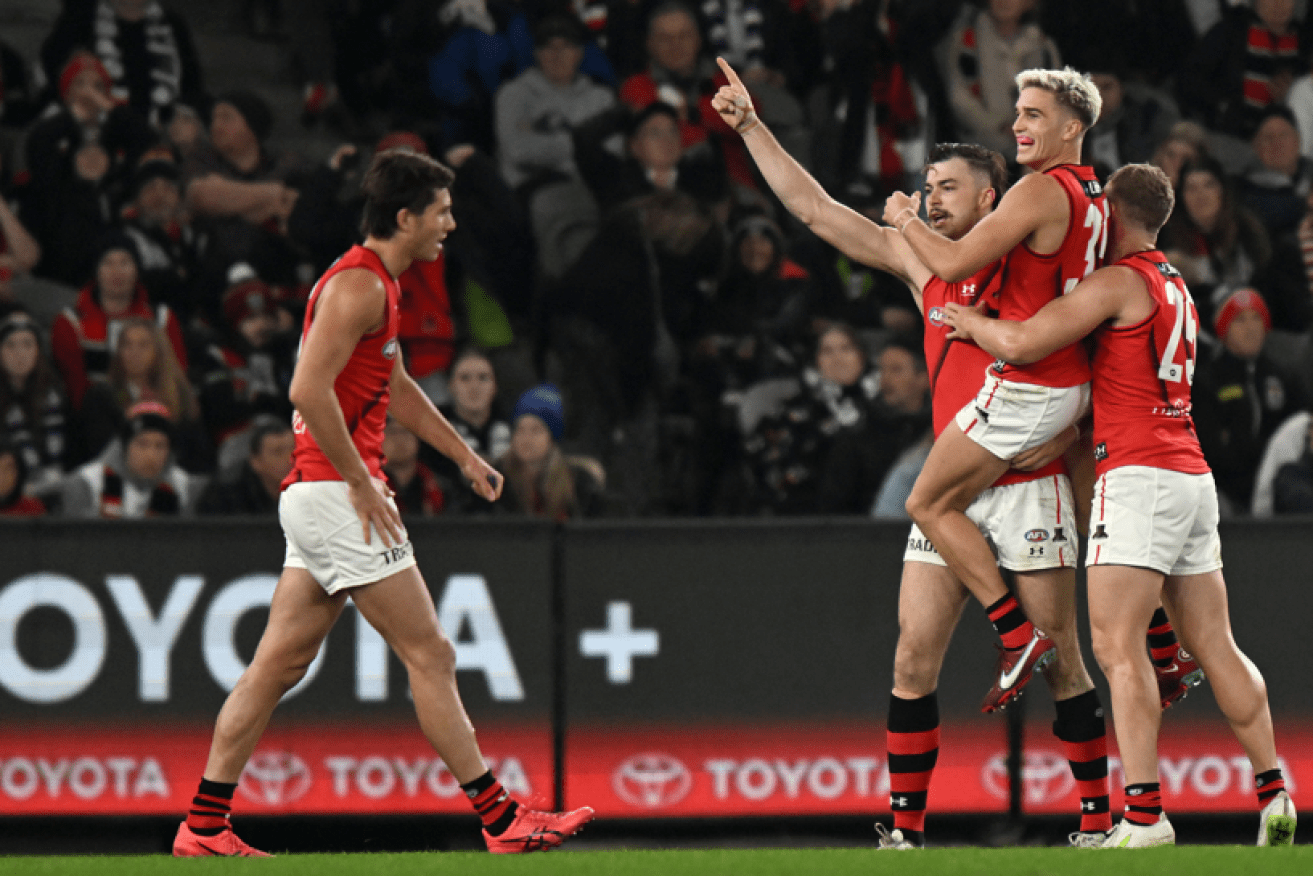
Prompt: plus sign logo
<box><xmin>579</xmin><ymin>601</ymin><xmax>660</xmax><ymax>684</ymax></box>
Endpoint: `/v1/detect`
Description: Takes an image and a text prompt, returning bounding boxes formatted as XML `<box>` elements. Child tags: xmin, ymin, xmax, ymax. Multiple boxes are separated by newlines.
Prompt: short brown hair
<box><xmin>925</xmin><ymin>143</ymin><xmax>1008</xmax><ymax>205</ymax></box>
<box><xmin>1107</xmin><ymin>163</ymin><xmax>1175</xmax><ymax>234</ymax></box>
<box><xmin>359</xmin><ymin>149</ymin><xmax>455</xmax><ymax>239</ymax></box>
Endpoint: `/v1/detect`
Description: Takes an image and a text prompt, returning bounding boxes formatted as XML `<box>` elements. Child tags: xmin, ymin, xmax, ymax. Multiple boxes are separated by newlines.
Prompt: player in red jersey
<box><xmin>880</xmin><ymin>68</ymin><xmax>1109</xmax><ymax>710</ymax></box>
<box><xmin>173</xmin><ymin>150</ymin><xmax>594</xmax><ymax>858</ymax></box>
<box><xmin>945</xmin><ymin>163</ymin><xmax>1296</xmax><ymax>849</ymax></box>
<box><xmin>712</xmin><ymin>60</ymin><xmax>1116</xmax><ymax>848</ymax></box>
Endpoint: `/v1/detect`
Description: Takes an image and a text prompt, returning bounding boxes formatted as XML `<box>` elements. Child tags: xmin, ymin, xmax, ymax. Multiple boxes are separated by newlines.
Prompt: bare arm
<box><xmin>884</xmin><ymin>172</ymin><xmax>1067</xmax><ymax>283</ymax></box>
<box><xmin>942</xmin><ymin>265</ymin><xmax>1138</xmax><ymax>363</ymax></box>
<box><xmin>287</xmin><ymin>267</ymin><xmax>403</xmax><ymax>544</ymax></box>
<box><xmin>186</xmin><ymin>175</ymin><xmax>288</xmax><ymax>223</ymax></box>
<box><xmin>0</xmin><ymin>199</ymin><xmax>39</xmax><ymax>271</ymax></box>
<box><xmin>711</xmin><ymin>57</ymin><xmax>930</xmax><ymax>303</ymax></box>
<box><xmin>389</xmin><ymin>360</ymin><xmax>502</xmax><ymax>502</ymax></box>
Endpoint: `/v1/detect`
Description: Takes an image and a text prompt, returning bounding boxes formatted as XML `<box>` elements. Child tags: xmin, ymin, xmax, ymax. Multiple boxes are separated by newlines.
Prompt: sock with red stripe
<box><xmin>986</xmin><ymin>594</ymin><xmax>1035</xmax><ymax>650</ymax></box>
<box><xmin>1124</xmin><ymin>782</ymin><xmax>1162</xmax><ymax>826</ymax></box>
<box><xmin>186</xmin><ymin>778</ymin><xmax>236</xmax><ymax>836</ymax></box>
<box><xmin>887</xmin><ymin>692</ymin><xmax>939</xmax><ymax>847</ymax></box>
<box><xmin>461</xmin><ymin>770</ymin><xmax>520</xmax><ymax>836</ymax></box>
<box><xmin>1256</xmin><ymin>769</ymin><xmax>1287</xmax><ymax>806</ymax></box>
<box><xmin>1053</xmin><ymin>689</ymin><xmax>1112</xmax><ymax>833</ymax></box>
<box><xmin>1146</xmin><ymin>608</ymin><xmax>1179</xmax><ymax>668</ymax></box>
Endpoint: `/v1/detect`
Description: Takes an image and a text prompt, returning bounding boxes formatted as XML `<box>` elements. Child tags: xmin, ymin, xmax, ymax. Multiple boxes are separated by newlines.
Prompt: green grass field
<box><xmin>1</xmin><ymin>847</ymin><xmax>1309</xmax><ymax>875</ymax></box>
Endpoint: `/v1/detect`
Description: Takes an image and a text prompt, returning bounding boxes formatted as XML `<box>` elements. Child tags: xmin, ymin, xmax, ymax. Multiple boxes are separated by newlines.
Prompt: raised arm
<box><xmin>884</xmin><ymin>171</ymin><xmax>1066</xmax><ymax>283</ymax></box>
<box><xmin>942</xmin><ymin>265</ymin><xmax>1137</xmax><ymax>363</ymax></box>
<box><xmin>711</xmin><ymin>57</ymin><xmax>930</xmax><ymax>300</ymax></box>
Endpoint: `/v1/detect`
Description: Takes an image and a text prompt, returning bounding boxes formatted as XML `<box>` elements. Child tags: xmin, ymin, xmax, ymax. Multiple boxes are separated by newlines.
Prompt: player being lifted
<box><xmin>945</xmin><ymin>163</ymin><xmax>1297</xmax><ymax>848</ymax></box>
<box><xmin>172</xmin><ymin>149</ymin><xmax>594</xmax><ymax>857</ymax></box>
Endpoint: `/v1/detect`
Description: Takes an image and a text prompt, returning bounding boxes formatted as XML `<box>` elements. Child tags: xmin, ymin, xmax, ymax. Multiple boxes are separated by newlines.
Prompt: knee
<box><xmin>399</xmin><ymin>628</ymin><xmax>458</xmax><ymax>680</ymax></box>
<box><xmin>893</xmin><ymin>633</ymin><xmax>942</xmax><ymax>697</ymax></box>
<box><xmin>904</xmin><ymin>490</ymin><xmax>930</xmax><ymax>526</ymax></box>
<box><xmin>1090</xmin><ymin>630</ymin><xmax>1137</xmax><ymax>677</ymax></box>
<box><xmin>254</xmin><ymin>644</ymin><xmax>321</xmax><ymax>693</ymax></box>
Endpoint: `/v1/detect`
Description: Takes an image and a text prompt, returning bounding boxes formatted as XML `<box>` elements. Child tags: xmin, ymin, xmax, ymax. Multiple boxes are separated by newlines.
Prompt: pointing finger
<box><xmin>717</xmin><ymin>56</ymin><xmax>746</xmax><ymax>93</ymax></box>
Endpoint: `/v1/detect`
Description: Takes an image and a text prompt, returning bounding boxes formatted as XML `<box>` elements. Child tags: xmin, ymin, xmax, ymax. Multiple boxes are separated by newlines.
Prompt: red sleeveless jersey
<box><xmin>1090</xmin><ymin>250</ymin><xmax>1209</xmax><ymax>477</ymax></box>
<box><xmin>922</xmin><ymin>258</ymin><xmax>1065</xmax><ymax>489</ymax></box>
<box><xmin>991</xmin><ymin>163</ymin><xmax>1106</xmax><ymax>388</ymax></box>
<box><xmin>284</xmin><ymin>245</ymin><xmax>401</xmax><ymax>486</ymax></box>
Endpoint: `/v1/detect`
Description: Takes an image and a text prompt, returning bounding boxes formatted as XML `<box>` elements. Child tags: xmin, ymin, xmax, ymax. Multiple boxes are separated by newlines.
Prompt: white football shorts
<box><xmin>280</xmin><ymin>480</ymin><xmax>416</xmax><ymax>595</ymax></box>
<box><xmin>955</xmin><ymin>372</ymin><xmax>1090</xmax><ymax>461</ymax></box>
<box><xmin>904</xmin><ymin>473</ymin><xmax>1078</xmax><ymax>572</ymax></box>
<box><xmin>1086</xmin><ymin>465</ymin><xmax>1223</xmax><ymax>576</ymax></box>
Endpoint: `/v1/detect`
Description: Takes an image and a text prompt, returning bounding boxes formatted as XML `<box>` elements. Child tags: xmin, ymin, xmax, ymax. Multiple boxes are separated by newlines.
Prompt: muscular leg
<box><xmin>892</xmin><ymin>561</ymin><xmax>970</xmax><ymax>698</ymax></box>
<box><xmin>1162</xmin><ymin>571</ymin><xmax>1279</xmax><ymax>774</ymax></box>
<box><xmin>349</xmin><ymin>565</ymin><xmax>488</xmax><ymax>783</ymax></box>
<box><xmin>1013</xmin><ymin>568</ymin><xmax>1093</xmax><ymax>699</ymax></box>
<box><xmin>204</xmin><ymin>568</ymin><xmax>347</xmax><ymax>782</ymax></box>
<box><xmin>905</xmin><ymin>423</ymin><xmax>1011</xmax><ymax>608</ymax></box>
<box><xmin>1087</xmin><ymin>566</ymin><xmax>1163</xmax><ymax>785</ymax></box>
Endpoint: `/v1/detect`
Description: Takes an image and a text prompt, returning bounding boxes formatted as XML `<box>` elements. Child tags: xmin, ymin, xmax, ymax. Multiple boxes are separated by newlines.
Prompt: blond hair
<box><xmin>1015</xmin><ymin>67</ymin><xmax>1102</xmax><ymax>130</ymax></box>
<box><xmin>108</xmin><ymin>317</ymin><xmax>198</xmax><ymax>422</ymax></box>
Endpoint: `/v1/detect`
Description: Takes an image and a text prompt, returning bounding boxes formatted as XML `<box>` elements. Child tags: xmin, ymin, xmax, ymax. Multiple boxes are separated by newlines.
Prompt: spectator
<box><xmin>1150</xmin><ymin>120</ymin><xmax>1211</xmax><ymax>193</ymax></box>
<box><xmin>1272</xmin><ymin>414</ymin><xmax>1313</xmax><ymax>513</ymax></box>
<box><xmin>495</xmin><ymin>13</ymin><xmax>616</xmax><ymax>194</ymax></box>
<box><xmin>0</xmin><ymin>38</ymin><xmax>43</xmax><ymax>131</ymax></box>
<box><xmin>61</xmin><ymin>400</ymin><xmax>197</xmax><ymax>517</ymax></box>
<box><xmin>383</xmin><ymin>417</ymin><xmax>446</xmax><ymax>516</ymax></box>
<box><xmin>0</xmin><ymin>314</ymin><xmax>69</xmax><ymax>497</ymax></box>
<box><xmin>196</xmin><ymin>416</ymin><xmax>292</xmax><ymax>515</ymax></box>
<box><xmin>1159</xmin><ymin>156</ymin><xmax>1271</xmax><ymax>330</ymax></box>
<box><xmin>1193</xmin><ymin>288</ymin><xmax>1306</xmax><ymax>514</ymax></box>
<box><xmin>41</xmin><ymin>0</ymin><xmax>206</xmax><ymax>126</ymax></box>
<box><xmin>943</xmin><ymin>0</ymin><xmax>1061</xmax><ymax>158</ymax></box>
<box><xmin>817</xmin><ymin>334</ymin><xmax>932</xmax><ymax>514</ymax></box>
<box><xmin>183</xmin><ymin>90</ymin><xmax>301</xmax><ymax>305</ymax></box>
<box><xmin>496</xmin><ymin>384</ymin><xmax>605</xmax><ymax>519</ymax></box>
<box><xmin>120</xmin><ymin>156</ymin><xmax>203</xmax><ymax>323</ymax></box>
<box><xmin>1240</xmin><ymin>104</ymin><xmax>1313</xmax><ymax>239</ymax></box>
<box><xmin>197</xmin><ymin>267</ymin><xmax>294</xmax><ymax>465</ymax></box>
<box><xmin>77</xmin><ymin>315</ymin><xmax>206</xmax><ymax>469</ymax></box>
<box><xmin>740</xmin><ymin>323</ymin><xmax>879</xmax><ymax>514</ymax></box>
<box><xmin>0</xmin><ymin>441</ymin><xmax>45</xmax><ymax>516</ymax></box>
<box><xmin>50</xmin><ymin>233</ymin><xmax>188</xmax><ymax>409</ymax></box>
<box><xmin>430</xmin><ymin>347</ymin><xmax>512</xmax><ymax>513</ymax></box>
<box><xmin>23</xmin><ymin>50</ymin><xmax>153</xmax><ymax>286</ymax></box>
<box><xmin>0</xmin><ymin>148</ymin><xmax>42</xmax><ymax>314</ymax></box>
<box><xmin>1177</xmin><ymin>0</ymin><xmax>1304</xmax><ymax>139</ymax></box>
<box><xmin>1039</xmin><ymin>0</ymin><xmax>1197</xmax><ymax>86</ymax></box>
<box><xmin>1084</xmin><ymin>62</ymin><xmax>1181</xmax><ymax>176</ymax></box>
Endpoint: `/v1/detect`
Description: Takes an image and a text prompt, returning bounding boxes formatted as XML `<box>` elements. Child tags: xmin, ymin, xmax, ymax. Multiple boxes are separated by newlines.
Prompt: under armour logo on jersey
<box><xmin>1094</xmin><ymin>442</ymin><xmax>1108</xmax><ymax>461</ymax></box>
<box><xmin>1092</xmin><ymin>524</ymin><xmax>1109</xmax><ymax>540</ymax></box>
<box><xmin>992</xmin><ymin>358</ymin><xmax>1006</xmax><ymax>374</ymax></box>
<box><xmin>1052</xmin><ymin>527</ymin><xmax>1066</xmax><ymax>543</ymax></box>
<box><xmin>960</xmin><ymin>283</ymin><xmax>976</xmax><ymax>299</ymax></box>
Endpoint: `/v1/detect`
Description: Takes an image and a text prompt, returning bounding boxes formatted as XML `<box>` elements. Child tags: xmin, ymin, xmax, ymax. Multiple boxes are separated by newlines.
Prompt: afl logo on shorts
<box><xmin>382</xmin><ymin>338</ymin><xmax>399</xmax><ymax>360</ymax></box>
<box><xmin>928</xmin><ymin>306</ymin><xmax>945</xmax><ymax>326</ymax></box>
<box><xmin>1024</xmin><ymin>529</ymin><xmax>1049</xmax><ymax>543</ymax></box>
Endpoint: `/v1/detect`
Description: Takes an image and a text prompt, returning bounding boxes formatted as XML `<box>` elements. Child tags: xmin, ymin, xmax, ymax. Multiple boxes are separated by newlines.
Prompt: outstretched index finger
<box><xmin>717</xmin><ymin>57</ymin><xmax>746</xmax><ymax>93</ymax></box>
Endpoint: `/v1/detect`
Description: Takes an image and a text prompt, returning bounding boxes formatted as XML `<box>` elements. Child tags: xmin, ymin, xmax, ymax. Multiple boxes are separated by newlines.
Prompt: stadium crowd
<box><xmin>3</xmin><ymin>0</ymin><xmax>1313</xmax><ymax>520</ymax></box>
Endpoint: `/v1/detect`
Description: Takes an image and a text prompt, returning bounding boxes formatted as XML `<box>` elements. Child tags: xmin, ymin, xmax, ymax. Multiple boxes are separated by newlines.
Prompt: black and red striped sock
<box><xmin>1124</xmin><ymin>782</ymin><xmax>1162</xmax><ymax>826</ymax></box>
<box><xmin>1053</xmin><ymin>690</ymin><xmax>1112</xmax><ymax>833</ymax></box>
<box><xmin>887</xmin><ymin>692</ymin><xmax>939</xmax><ymax>846</ymax></box>
<box><xmin>461</xmin><ymin>770</ymin><xmax>520</xmax><ymax>836</ymax></box>
<box><xmin>1147</xmin><ymin>608</ymin><xmax>1179</xmax><ymax>668</ymax></box>
<box><xmin>1256</xmin><ymin>769</ymin><xmax>1287</xmax><ymax>806</ymax></box>
<box><xmin>986</xmin><ymin>594</ymin><xmax>1035</xmax><ymax>650</ymax></box>
<box><xmin>186</xmin><ymin>778</ymin><xmax>236</xmax><ymax>836</ymax></box>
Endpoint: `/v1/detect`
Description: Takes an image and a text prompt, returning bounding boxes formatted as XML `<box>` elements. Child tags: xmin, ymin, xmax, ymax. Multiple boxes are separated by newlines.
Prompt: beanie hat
<box><xmin>222</xmin><ymin>276</ymin><xmax>277</xmax><ymax>327</ymax></box>
<box><xmin>215</xmin><ymin>90</ymin><xmax>274</xmax><ymax>143</ymax></box>
<box><xmin>0</xmin><ymin>314</ymin><xmax>40</xmax><ymax>349</ymax></box>
<box><xmin>1214</xmin><ymin>288</ymin><xmax>1272</xmax><ymax>340</ymax></box>
<box><xmin>59</xmin><ymin>51</ymin><xmax>112</xmax><ymax>103</ymax></box>
<box><xmin>534</xmin><ymin>13</ymin><xmax>587</xmax><ymax>47</ymax></box>
<box><xmin>94</xmin><ymin>231</ymin><xmax>142</xmax><ymax>272</ymax></box>
<box><xmin>512</xmin><ymin>384</ymin><xmax>565</xmax><ymax>440</ymax></box>
<box><xmin>122</xmin><ymin>401</ymin><xmax>174</xmax><ymax>446</ymax></box>
<box><xmin>376</xmin><ymin>130</ymin><xmax>429</xmax><ymax>155</ymax></box>
<box><xmin>132</xmin><ymin>158</ymin><xmax>180</xmax><ymax>196</ymax></box>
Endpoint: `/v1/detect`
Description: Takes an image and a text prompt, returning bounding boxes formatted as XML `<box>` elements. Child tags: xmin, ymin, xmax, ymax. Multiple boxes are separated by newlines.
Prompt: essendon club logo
<box><xmin>613</xmin><ymin>753</ymin><xmax>692</xmax><ymax>809</ymax></box>
<box><xmin>239</xmin><ymin>752</ymin><xmax>313</xmax><ymax>806</ymax></box>
<box><xmin>1092</xmin><ymin>524</ymin><xmax>1109</xmax><ymax>540</ymax></box>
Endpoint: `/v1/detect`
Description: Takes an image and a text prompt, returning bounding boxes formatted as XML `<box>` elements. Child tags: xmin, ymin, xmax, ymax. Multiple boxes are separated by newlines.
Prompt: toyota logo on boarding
<box><xmin>238</xmin><ymin>752</ymin><xmax>313</xmax><ymax>806</ymax></box>
<box><xmin>982</xmin><ymin>751</ymin><xmax>1073</xmax><ymax>805</ymax></box>
<box><xmin>613</xmin><ymin>753</ymin><xmax>692</xmax><ymax>809</ymax></box>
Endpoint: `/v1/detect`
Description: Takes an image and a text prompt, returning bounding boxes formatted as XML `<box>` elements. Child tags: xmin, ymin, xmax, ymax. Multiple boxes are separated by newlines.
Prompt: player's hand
<box><xmin>347</xmin><ymin>476</ymin><xmax>404</xmax><ymax>548</ymax></box>
<box><xmin>941</xmin><ymin>301</ymin><xmax>982</xmax><ymax>340</ymax></box>
<box><xmin>1012</xmin><ymin>423</ymin><xmax>1079</xmax><ymax>471</ymax></box>
<box><xmin>461</xmin><ymin>452</ymin><xmax>504</xmax><ymax>503</ymax></box>
<box><xmin>711</xmin><ymin>57</ymin><xmax>760</xmax><ymax>135</ymax></box>
<box><xmin>883</xmin><ymin>191</ymin><xmax>922</xmax><ymax>230</ymax></box>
